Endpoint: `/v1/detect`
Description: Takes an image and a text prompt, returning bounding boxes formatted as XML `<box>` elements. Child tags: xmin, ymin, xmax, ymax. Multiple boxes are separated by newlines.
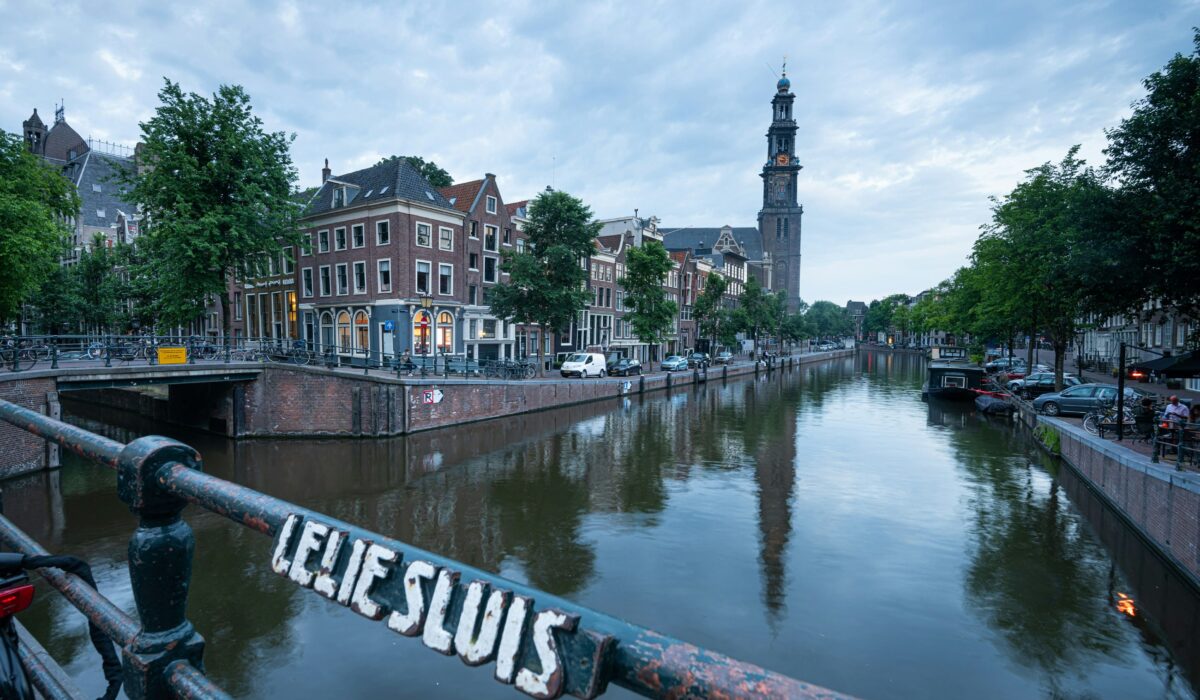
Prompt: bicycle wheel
<box><xmin>524</xmin><ymin>364</ymin><xmax>535</xmax><ymax>379</ymax></box>
<box><xmin>87</xmin><ymin>342</ymin><xmax>105</xmax><ymax>360</ymax></box>
<box><xmin>1082</xmin><ymin>414</ymin><xmax>1101</xmax><ymax>435</ymax></box>
<box><xmin>289</xmin><ymin>348</ymin><xmax>311</xmax><ymax>365</ymax></box>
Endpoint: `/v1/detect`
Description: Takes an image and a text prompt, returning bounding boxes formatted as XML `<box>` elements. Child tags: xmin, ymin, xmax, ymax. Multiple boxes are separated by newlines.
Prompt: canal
<box><xmin>6</xmin><ymin>350</ymin><xmax>1198</xmax><ymax>699</ymax></box>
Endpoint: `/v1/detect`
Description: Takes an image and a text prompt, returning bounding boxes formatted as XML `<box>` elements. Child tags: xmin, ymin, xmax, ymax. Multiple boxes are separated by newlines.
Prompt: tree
<box><xmin>0</xmin><ymin>131</ymin><xmax>79</xmax><ymax>326</ymax></box>
<box><xmin>374</xmin><ymin>155</ymin><xmax>453</xmax><ymax>188</ymax></box>
<box><xmin>127</xmin><ymin>79</ymin><xmax>299</xmax><ymax>336</ymax></box>
<box><xmin>30</xmin><ymin>265</ymin><xmax>81</xmax><ymax>334</ymax></box>
<box><xmin>489</xmin><ymin>189</ymin><xmax>598</xmax><ymax>374</ymax></box>
<box><xmin>692</xmin><ymin>273</ymin><xmax>727</xmax><ymax>350</ymax></box>
<box><xmin>806</xmin><ymin>301</ymin><xmax>852</xmax><ymax>339</ymax></box>
<box><xmin>732</xmin><ymin>275</ymin><xmax>772</xmax><ymax>356</ymax></box>
<box><xmin>74</xmin><ymin>237</ymin><xmax>130</xmax><ymax>332</ymax></box>
<box><xmin>1102</xmin><ymin>29</ymin><xmax>1200</xmax><ymax>320</ymax></box>
<box><xmin>621</xmin><ymin>240</ymin><xmax>677</xmax><ymax>369</ymax></box>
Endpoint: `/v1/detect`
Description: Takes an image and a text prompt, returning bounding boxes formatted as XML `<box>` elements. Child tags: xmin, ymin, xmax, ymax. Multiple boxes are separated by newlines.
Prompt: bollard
<box><xmin>639</xmin><ymin>374</ymin><xmax>645</xmax><ymax>394</ymax></box>
<box><xmin>116</xmin><ymin>436</ymin><xmax>207</xmax><ymax>699</ymax></box>
<box><xmin>723</xmin><ymin>365</ymin><xmax>728</xmax><ymax>381</ymax></box>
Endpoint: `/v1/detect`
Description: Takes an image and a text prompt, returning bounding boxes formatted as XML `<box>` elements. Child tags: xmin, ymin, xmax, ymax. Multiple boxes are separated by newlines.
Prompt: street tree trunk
<box><xmin>536</xmin><ymin>323</ymin><xmax>545</xmax><ymax>377</ymax></box>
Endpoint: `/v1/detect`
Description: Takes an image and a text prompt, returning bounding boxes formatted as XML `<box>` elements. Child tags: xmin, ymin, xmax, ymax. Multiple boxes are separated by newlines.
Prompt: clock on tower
<box><xmin>758</xmin><ymin>63</ymin><xmax>804</xmax><ymax>311</ymax></box>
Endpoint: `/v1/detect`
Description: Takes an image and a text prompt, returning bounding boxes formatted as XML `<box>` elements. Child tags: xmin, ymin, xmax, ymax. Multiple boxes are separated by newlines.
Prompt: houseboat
<box><xmin>922</xmin><ymin>360</ymin><xmax>986</xmax><ymax>401</ymax></box>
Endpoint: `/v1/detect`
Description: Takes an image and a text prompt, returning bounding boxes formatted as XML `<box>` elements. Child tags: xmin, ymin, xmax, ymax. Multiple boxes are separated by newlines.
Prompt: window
<box><xmin>335</xmin><ymin>227</ymin><xmax>347</xmax><ymax>251</ymax></box>
<box><xmin>376</xmin><ymin>220</ymin><xmax>390</xmax><ymax>245</ymax></box>
<box><xmin>234</xmin><ymin>292</ymin><xmax>243</xmax><ymax>319</ymax></box>
<box><xmin>336</xmin><ymin>263</ymin><xmax>348</xmax><ymax>295</ymax></box>
<box><xmin>484</xmin><ymin>225</ymin><xmax>498</xmax><ymax>252</ymax></box>
<box><xmin>302</xmin><ymin>268</ymin><xmax>314</xmax><ymax>297</ymax></box>
<box><xmin>469</xmin><ymin>284</ymin><xmax>478</xmax><ymax>305</ymax></box>
<box><xmin>439</xmin><ymin>263</ymin><xmax>453</xmax><ymax>295</ymax></box>
<box><xmin>416</xmin><ymin>261</ymin><xmax>431</xmax><ymax>294</ymax></box>
<box><xmin>302</xmin><ymin>233</ymin><xmax>313</xmax><ymax>256</ymax></box>
<box><xmin>439</xmin><ymin>227</ymin><xmax>454</xmax><ymax>251</ymax></box>
<box><xmin>318</xmin><ymin>230</ymin><xmax>330</xmax><ymax>253</ymax></box>
<box><xmin>469</xmin><ymin>221</ymin><xmax>478</xmax><ymax>238</ymax></box>
<box><xmin>503</xmin><ymin>228</ymin><xmax>511</xmax><ymax>245</ymax></box>
<box><xmin>337</xmin><ymin>311</ymin><xmax>351</xmax><ymax>349</ymax></box>
<box><xmin>486</xmin><ymin>195</ymin><xmax>497</xmax><ymax>214</ymax></box>
<box><xmin>97</xmin><ymin>209</ymin><xmax>106</xmax><ymax>218</ymax></box>
<box><xmin>483</xmin><ymin>257</ymin><xmax>497</xmax><ymax>283</ymax></box>
<box><xmin>92</xmin><ymin>183</ymin><xmax>102</xmax><ymax>193</ymax></box>
<box><xmin>353</xmin><ymin>261</ymin><xmax>367</xmax><ymax>293</ymax></box>
<box><xmin>352</xmin><ymin>224</ymin><xmax>365</xmax><ymax>248</ymax></box>
<box><xmin>413</xmin><ymin>310</ymin><xmax>432</xmax><ymax>354</ymax></box>
<box><xmin>354</xmin><ymin>311</ymin><xmax>369</xmax><ymax>351</ymax></box>
<box><xmin>437</xmin><ymin>311</ymin><xmax>454</xmax><ymax>352</ymax></box>
<box><xmin>416</xmin><ymin>222</ymin><xmax>432</xmax><ymax>247</ymax></box>
<box><xmin>282</xmin><ymin>248</ymin><xmax>295</xmax><ymax>274</ymax></box>
<box><xmin>469</xmin><ymin>253</ymin><xmax>478</xmax><ymax>270</ymax></box>
<box><xmin>378</xmin><ymin>259</ymin><xmax>391</xmax><ymax>292</ymax></box>
<box><xmin>333</xmin><ymin>188</ymin><xmax>345</xmax><ymax>208</ymax></box>
<box><xmin>516</xmin><ymin>239</ymin><xmax>525</xmax><ymax>253</ymax></box>
<box><xmin>480</xmin><ymin>319</ymin><xmax>496</xmax><ymax>339</ymax></box>
<box><xmin>319</xmin><ymin>266</ymin><xmax>331</xmax><ymax>296</ymax></box>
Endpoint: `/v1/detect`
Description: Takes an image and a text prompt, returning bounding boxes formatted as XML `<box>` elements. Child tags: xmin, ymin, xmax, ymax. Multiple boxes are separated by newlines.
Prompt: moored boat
<box><xmin>922</xmin><ymin>360</ymin><xmax>986</xmax><ymax>401</ymax></box>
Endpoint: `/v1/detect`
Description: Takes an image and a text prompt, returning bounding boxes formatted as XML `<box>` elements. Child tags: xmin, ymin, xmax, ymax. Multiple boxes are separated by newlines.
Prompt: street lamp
<box><xmin>420</xmin><ymin>295</ymin><xmax>433</xmax><ymax>372</ymax></box>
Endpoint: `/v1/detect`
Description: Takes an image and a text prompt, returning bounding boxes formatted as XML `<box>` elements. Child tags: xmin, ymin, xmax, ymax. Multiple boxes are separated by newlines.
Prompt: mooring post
<box><xmin>116</xmin><ymin>436</ymin><xmax>206</xmax><ymax>699</ymax></box>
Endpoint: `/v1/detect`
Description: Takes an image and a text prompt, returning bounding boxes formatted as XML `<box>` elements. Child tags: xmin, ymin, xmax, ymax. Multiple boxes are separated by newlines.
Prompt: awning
<box><xmin>1132</xmin><ymin>351</ymin><xmax>1191</xmax><ymax>372</ymax></box>
<box><xmin>1163</xmin><ymin>352</ymin><xmax>1200</xmax><ymax>378</ymax></box>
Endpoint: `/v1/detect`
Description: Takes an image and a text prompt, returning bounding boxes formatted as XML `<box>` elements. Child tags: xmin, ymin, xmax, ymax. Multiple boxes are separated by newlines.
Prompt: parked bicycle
<box><xmin>1082</xmin><ymin>397</ymin><xmax>1136</xmax><ymax>436</ymax></box>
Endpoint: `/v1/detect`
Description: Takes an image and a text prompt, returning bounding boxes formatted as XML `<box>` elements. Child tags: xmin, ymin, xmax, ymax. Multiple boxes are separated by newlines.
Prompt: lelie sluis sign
<box><xmin>157</xmin><ymin>347</ymin><xmax>187</xmax><ymax>364</ymax></box>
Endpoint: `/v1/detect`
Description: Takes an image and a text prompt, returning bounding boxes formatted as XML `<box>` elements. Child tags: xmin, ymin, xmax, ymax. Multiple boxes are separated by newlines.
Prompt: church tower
<box><xmin>23</xmin><ymin>109</ymin><xmax>47</xmax><ymax>156</ymax></box>
<box><xmin>757</xmin><ymin>65</ymin><xmax>804</xmax><ymax>309</ymax></box>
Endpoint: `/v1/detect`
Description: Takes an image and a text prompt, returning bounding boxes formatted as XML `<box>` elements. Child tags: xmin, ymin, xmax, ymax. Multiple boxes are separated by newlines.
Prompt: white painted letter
<box><xmin>335</xmin><ymin>538</ymin><xmax>368</xmax><ymax>606</ymax></box>
<box><xmin>386</xmin><ymin>560</ymin><xmax>437</xmax><ymax>636</ymax></box>
<box><xmin>270</xmin><ymin>513</ymin><xmax>300</xmax><ymax>576</ymax></box>
<box><xmin>421</xmin><ymin>568</ymin><xmax>461</xmax><ymax>654</ymax></box>
<box><xmin>515</xmin><ymin>609</ymin><xmax>579</xmax><ymax>699</ymax></box>
<box><xmin>455</xmin><ymin>581</ymin><xmax>510</xmax><ymax>667</ymax></box>
<box><xmin>312</xmin><ymin>529</ymin><xmax>346</xmax><ymax>600</ymax></box>
<box><xmin>495</xmin><ymin>595</ymin><xmax>532</xmax><ymax>684</ymax></box>
<box><xmin>287</xmin><ymin>520</ymin><xmax>329</xmax><ymax>588</ymax></box>
<box><xmin>349</xmin><ymin>543</ymin><xmax>398</xmax><ymax>620</ymax></box>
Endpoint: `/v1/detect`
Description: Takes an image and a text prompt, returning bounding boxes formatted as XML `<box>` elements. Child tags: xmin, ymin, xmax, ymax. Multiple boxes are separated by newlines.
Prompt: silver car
<box><xmin>1033</xmin><ymin>383</ymin><xmax>1149</xmax><ymax>416</ymax></box>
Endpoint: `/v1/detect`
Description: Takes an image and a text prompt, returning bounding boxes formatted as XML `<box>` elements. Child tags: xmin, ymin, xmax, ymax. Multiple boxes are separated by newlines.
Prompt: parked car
<box><xmin>560</xmin><ymin>352</ymin><xmax>608</xmax><ymax>378</ymax></box>
<box><xmin>713</xmin><ymin>351</ymin><xmax>734</xmax><ymax>365</ymax></box>
<box><xmin>687</xmin><ymin>352</ymin><xmax>710</xmax><ymax>368</ymax></box>
<box><xmin>661</xmin><ymin>355</ymin><xmax>689</xmax><ymax>371</ymax></box>
<box><xmin>609</xmin><ymin>358</ymin><xmax>642</xmax><ymax>376</ymax></box>
<box><xmin>1007</xmin><ymin>372</ymin><xmax>1078</xmax><ymax>392</ymax></box>
<box><xmin>1033</xmin><ymin>383</ymin><xmax>1151</xmax><ymax>416</ymax></box>
<box><xmin>1016</xmin><ymin>375</ymin><xmax>1082</xmax><ymax>399</ymax></box>
<box><xmin>985</xmin><ymin>356</ymin><xmax>1025</xmax><ymax>372</ymax></box>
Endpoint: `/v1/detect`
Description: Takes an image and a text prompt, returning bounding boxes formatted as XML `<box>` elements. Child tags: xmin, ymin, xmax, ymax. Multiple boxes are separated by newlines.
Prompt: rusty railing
<box><xmin>0</xmin><ymin>397</ymin><xmax>853</xmax><ymax>699</ymax></box>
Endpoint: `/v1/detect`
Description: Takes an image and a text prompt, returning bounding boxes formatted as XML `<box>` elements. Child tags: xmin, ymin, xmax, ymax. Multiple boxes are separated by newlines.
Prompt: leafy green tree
<box><xmin>732</xmin><ymin>275</ymin><xmax>772</xmax><ymax>355</ymax></box>
<box><xmin>0</xmin><ymin>131</ymin><xmax>79</xmax><ymax>326</ymax></box>
<box><xmin>30</xmin><ymin>265</ymin><xmax>81</xmax><ymax>334</ymax></box>
<box><xmin>74</xmin><ymin>237</ymin><xmax>130</xmax><ymax>332</ymax></box>
<box><xmin>806</xmin><ymin>301</ymin><xmax>852</xmax><ymax>339</ymax></box>
<box><xmin>489</xmin><ymin>189</ymin><xmax>599</xmax><ymax>374</ymax></box>
<box><xmin>127</xmin><ymin>80</ymin><xmax>299</xmax><ymax>336</ymax></box>
<box><xmin>1102</xmin><ymin>29</ymin><xmax>1200</xmax><ymax>320</ymax></box>
<box><xmin>692</xmin><ymin>273</ymin><xmax>727</xmax><ymax>350</ymax></box>
<box><xmin>621</xmin><ymin>240</ymin><xmax>677</xmax><ymax>369</ymax></box>
<box><xmin>374</xmin><ymin>155</ymin><xmax>453</xmax><ymax>188</ymax></box>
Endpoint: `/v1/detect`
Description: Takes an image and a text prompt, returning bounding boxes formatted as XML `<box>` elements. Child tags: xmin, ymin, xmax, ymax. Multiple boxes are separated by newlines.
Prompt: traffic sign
<box><xmin>422</xmin><ymin>389</ymin><xmax>444</xmax><ymax>404</ymax></box>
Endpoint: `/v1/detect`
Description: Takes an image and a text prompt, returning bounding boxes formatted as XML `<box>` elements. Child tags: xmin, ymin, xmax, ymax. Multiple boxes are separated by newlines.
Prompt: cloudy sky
<box><xmin>1</xmin><ymin>1</ymin><xmax>1195</xmax><ymax>303</ymax></box>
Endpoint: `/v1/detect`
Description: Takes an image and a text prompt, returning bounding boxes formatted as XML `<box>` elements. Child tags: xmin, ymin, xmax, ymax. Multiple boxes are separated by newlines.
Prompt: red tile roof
<box><xmin>438</xmin><ymin>179</ymin><xmax>485</xmax><ymax>213</ymax></box>
<box><xmin>505</xmin><ymin>200</ymin><xmax>529</xmax><ymax>217</ymax></box>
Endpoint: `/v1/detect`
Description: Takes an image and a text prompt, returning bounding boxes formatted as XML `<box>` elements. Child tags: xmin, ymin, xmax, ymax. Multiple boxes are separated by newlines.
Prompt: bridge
<box><xmin>0</xmin><ymin>397</ymin><xmax>854</xmax><ymax>700</ymax></box>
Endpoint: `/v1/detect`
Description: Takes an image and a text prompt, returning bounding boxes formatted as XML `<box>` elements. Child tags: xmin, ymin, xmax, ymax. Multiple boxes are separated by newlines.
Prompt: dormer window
<box><xmin>333</xmin><ymin>187</ymin><xmax>345</xmax><ymax>208</ymax></box>
<box><xmin>92</xmin><ymin>184</ymin><xmax>102</xmax><ymax>193</ymax></box>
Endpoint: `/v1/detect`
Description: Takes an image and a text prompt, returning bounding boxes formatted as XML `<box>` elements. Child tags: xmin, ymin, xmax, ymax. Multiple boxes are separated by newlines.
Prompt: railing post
<box><xmin>105</xmin><ymin>338</ymin><xmax>112</xmax><ymax>368</ymax></box>
<box><xmin>116</xmin><ymin>436</ymin><xmax>206</xmax><ymax>700</ymax></box>
<box><xmin>224</xmin><ymin>337</ymin><xmax>231</xmax><ymax>365</ymax></box>
<box><xmin>51</xmin><ymin>343</ymin><xmax>58</xmax><ymax>369</ymax></box>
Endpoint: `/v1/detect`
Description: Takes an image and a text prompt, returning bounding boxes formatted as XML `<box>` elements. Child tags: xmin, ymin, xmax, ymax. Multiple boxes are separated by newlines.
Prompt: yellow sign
<box><xmin>157</xmin><ymin>347</ymin><xmax>188</xmax><ymax>365</ymax></box>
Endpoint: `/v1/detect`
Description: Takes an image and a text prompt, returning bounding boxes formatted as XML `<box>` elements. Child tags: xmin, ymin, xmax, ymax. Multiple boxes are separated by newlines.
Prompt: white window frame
<box><xmin>469</xmin><ymin>252</ymin><xmax>479</xmax><ymax>271</ymax></box>
<box><xmin>486</xmin><ymin>195</ymin><xmax>497</xmax><ymax>214</ymax></box>
<box><xmin>483</xmin><ymin>256</ymin><xmax>498</xmax><ymax>283</ymax></box>
<box><xmin>415</xmin><ymin>222</ymin><xmax>432</xmax><ymax>248</ymax></box>
<box><xmin>301</xmin><ymin>233</ymin><xmax>313</xmax><ymax>256</ymax></box>
<box><xmin>334</xmin><ymin>227</ymin><xmax>347</xmax><ymax>251</ymax></box>
<box><xmin>335</xmin><ymin>263</ymin><xmax>349</xmax><ymax>296</ymax></box>
<box><xmin>301</xmin><ymin>267</ymin><xmax>314</xmax><ymax>298</ymax></box>
<box><xmin>376</xmin><ymin>220</ymin><xmax>390</xmax><ymax>246</ymax></box>
<box><xmin>318</xmin><ymin>229</ymin><xmax>330</xmax><ymax>253</ymax></box>
<box><xmin>439</xmin><ymin>226</ymin><xmax>454</xmax><ymax>252</ymax></box>
<box><xmin>282</xmin><ymin>248</ymin><xmax>295</xmax><ymax>275</ymax></box>
<box><xmin>351</xmin><ymin>224</ymin><xmax>366</xmax><ymax>249</ymax></box>
<box><xmin>484</xmin><ymin>224</ymin><xmax>499</xmax><ymax>252</ymax></box>
<box><xmin>469</xmin><ymin>220</ymin><xmax>478</xmax><ymax>239</ymax></box>
<box><xmin>352</xmin><ymin>260</ymin><xmax>367</xmax><ymax>294</ymax></box>
<box><xmin>377</xmin><ymin>259</ymin><xmax>392</xmax><ymax>293</ymax></box>
<box><xmin>438</xmin><ymin>263</ymin><xmax>454</xmax><ymax>296</ymax></box>
<box><xmin>415</xmin><ymin>259</ymin><xmax>432</xmax><ymax>295</ymax></box>
<box><xmin>318</xmin><ymin>265</ymin><xmax>332</xmax><ymax>297</ymax></box>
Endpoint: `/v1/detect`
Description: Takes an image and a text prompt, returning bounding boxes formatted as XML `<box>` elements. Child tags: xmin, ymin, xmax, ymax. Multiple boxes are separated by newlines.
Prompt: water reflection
<box><xmin>5</xmin><ymin>353</ymin><xmax>1196</xmax><ymax>699</ymax></box>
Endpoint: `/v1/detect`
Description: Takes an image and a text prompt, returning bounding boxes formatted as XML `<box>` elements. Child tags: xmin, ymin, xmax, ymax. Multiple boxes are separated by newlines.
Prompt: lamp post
<box><xmin>420</xmin><ymin>295</ymin><xmax>433</xmax><ymax>373</ymax></box>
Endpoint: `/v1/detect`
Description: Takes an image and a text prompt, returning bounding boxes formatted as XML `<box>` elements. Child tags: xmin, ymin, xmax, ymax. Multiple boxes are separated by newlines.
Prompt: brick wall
<box><xmin>0</xmin><ymin>376</ymin><xmax>56</xmax><ymax>478</ymax></box>
<box><xmin>1048</xmin><ymin>417</ymin><xmax>1200</xmax><ymax>587</ymax></box>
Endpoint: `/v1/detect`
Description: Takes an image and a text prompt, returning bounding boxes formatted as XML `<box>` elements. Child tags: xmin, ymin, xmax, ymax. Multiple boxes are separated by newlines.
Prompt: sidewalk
<box><xmin>1030</xmin><ymin>348</ymin><xmax>1200</xmax><ymax>403</ymax></box>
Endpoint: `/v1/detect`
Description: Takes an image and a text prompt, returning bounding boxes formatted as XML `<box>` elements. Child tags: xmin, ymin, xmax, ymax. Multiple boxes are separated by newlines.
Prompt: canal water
<box><xmin>6</xmin><ymin>351</ymin><xmax>1198</xmax><ymax>699</ymax></box>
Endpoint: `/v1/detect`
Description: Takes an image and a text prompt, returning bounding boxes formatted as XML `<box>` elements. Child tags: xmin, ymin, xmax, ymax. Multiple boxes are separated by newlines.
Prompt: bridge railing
<box><xmin>0</xmin><ymin>397</ymin><xmax>851</xmax><ymax>700</ymax></box>
<box><xmin>0</xmin><ymin>335</ymin><xmax>544</xmax><ymax>380</ymax></box>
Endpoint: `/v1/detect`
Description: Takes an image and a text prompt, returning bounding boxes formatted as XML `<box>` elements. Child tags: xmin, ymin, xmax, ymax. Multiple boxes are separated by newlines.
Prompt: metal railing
<box><xmin>1151</xmin><ymin>417</ymin><xmax>1200</xmax><ymax>469</ymax></box>
<box><xmin>0</xmin><ymin>398</ymin><xmax>851</xmax><ymax>700</ymax></box>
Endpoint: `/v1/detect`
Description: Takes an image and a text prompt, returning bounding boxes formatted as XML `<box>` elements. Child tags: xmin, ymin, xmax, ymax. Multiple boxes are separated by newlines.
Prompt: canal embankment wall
<box><xmin>1035</xmin><ymin>414</ymin><xmax>1200</xmax><ymax>590</ymax></box>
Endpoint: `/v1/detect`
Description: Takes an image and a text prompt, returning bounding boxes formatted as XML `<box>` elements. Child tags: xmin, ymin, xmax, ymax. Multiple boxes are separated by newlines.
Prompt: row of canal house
<box><xmin>229</xmin><ymin>157</ymin><xmax>753</xmax><ymax>366</ymax></box>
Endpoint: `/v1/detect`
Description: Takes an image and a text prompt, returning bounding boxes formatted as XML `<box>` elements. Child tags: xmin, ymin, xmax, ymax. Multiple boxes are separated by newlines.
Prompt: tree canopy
<box><xmin>374</xmin><ymin>155</ymin><xmax>453</xmax><ymax>188</ymax></box>
<box><xmin>126</xmin><ymin>79</ymin><xmax>299</xmax><ymax>333</ymax></box>
<box><xmin>621</xmin><ymin>240</ymin><xmax>677</xmax><ymax>365</ymax></box>
<box><xmin>0</xmin><ymin>131</ymin><xmax>79</xmax><ymax>325</ymax></box>
<box><xmin>806</xmin><ymin>301</ymin><xmax>852</xmax><ymax>339</ymax></box>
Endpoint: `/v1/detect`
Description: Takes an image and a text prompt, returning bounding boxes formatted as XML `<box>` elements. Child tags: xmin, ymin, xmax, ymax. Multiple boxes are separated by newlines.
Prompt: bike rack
<box><xmin>0</xmin><ymin>397</ymin><xmax>852</xmax><ymax>700</ymax></box>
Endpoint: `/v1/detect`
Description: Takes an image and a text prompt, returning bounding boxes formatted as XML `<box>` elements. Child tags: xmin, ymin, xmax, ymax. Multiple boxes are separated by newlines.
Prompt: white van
<box><xmin>560</xmin><ymin>352</ymin><xmax>607</xmax><ymax>378</ymax></box>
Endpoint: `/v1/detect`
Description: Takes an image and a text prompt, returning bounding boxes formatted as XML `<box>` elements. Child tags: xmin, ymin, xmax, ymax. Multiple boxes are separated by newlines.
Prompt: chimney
<box><xmin>321</xmin><ymin>158</ymin><xmax>331</xmax><ymax>183</ymax></box>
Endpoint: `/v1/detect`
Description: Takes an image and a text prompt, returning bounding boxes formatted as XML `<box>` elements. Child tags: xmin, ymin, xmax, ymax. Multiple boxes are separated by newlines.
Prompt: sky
<box><xmin>1</xmin><ymin>0</ymin><xmax>1196</xmax><ymax>304</ymax></box>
